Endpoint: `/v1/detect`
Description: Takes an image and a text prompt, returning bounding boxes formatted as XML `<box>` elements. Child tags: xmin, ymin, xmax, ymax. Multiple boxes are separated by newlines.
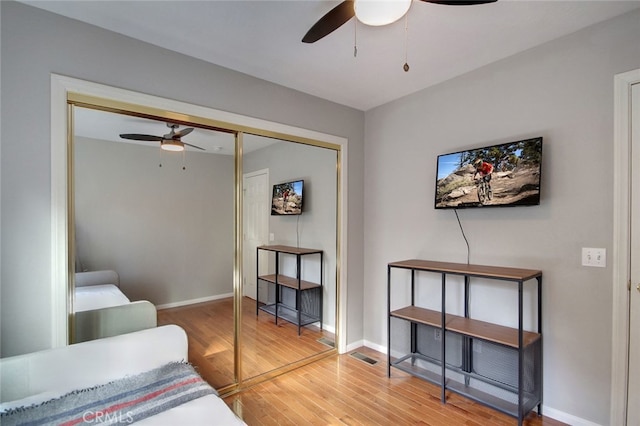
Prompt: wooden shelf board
<box><xmin>258</xmin><ymin>274</ymin><xmax>321</xmax><ymax>291</ymax></box>
<box><xmin>448</xmin><ymin>317</ymin><xmax>540</xmax><ymax>348</ymax></box>
<box><xmin>388</xmin><ymin>259</ymin><xmax>541</xmax><ymax>282</ymax></box>
<box><xmin>258</xmin><ymin>245</ymin><xmax>323</xmax><ymax>255</ymax></box>
<box><xmin>390</xmin><ymin>306</ymin><xmax>540</xmax><ymax>348</ymax></box>
<box><xmin>390</xmin><ymin>306</ymin><xmax>453</xmax><ymax>328</ymax></box>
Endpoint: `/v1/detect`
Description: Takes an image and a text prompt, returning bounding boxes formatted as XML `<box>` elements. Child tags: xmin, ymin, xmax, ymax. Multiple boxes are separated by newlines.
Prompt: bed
<box><xmin>74</xmin><ymin>270</ymin><xmax>157</xmax><ymax>343</ymax></box>
<box><xmin>0</xmin><ymin>325</ymin><xmax>246</xmax><ymax>425</ymax></box>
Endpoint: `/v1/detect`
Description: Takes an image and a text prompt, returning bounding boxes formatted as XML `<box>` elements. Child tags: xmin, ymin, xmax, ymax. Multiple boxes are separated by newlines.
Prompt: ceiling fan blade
<box><xmin>173</xmin><ymin>127</ymin><xmax>194</xmax><ymax>139</ymax></box>
<box><xmin>421</xmin><ymin>0</ymin><xmax>497</xmax><ymax>5</ymax></box>
<box><xmin>119</xmin><ymin>133</ymin><xmax>163</xmax><ymax>141</ymax></box>
<box><xmin>183</xmin><ymin>142</ymin><xmax>206</xmax><ymax>151</ymax></box>
<box><xmin>302</xmin><ymin>1</ymin><xmax>355</xmax><ymax>44</ymax></box>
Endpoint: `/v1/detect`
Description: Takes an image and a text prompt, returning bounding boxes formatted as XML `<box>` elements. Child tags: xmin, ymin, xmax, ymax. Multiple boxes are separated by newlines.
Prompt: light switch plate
<box><xmin>582</xmin><ymin>248</ymin><xmax>606</xmax><ymax>267</ymax></box>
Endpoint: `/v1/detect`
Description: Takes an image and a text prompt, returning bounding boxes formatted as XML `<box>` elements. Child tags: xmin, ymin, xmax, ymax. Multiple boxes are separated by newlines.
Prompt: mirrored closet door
<box><xmin>240</xmin><ymin>134</ymin><xmax>338</xmax><ymax>382</ymax></box>
<box><xmin>71</xmin><ymin>106</ymin><xmax>237</xmax><ymax>388</ymax></box>
<box><xmin>67</xmin><ymin>99</ymin><xmax>341</xmax><ymax>392</ymax></box>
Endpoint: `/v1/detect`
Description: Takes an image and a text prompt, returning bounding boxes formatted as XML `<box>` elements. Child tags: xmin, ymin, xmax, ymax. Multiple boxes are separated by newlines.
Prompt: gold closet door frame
<box><xmin>66</xmin><ymin>93</ymin><xmax>342</xmax><ymax>394</ymax></box>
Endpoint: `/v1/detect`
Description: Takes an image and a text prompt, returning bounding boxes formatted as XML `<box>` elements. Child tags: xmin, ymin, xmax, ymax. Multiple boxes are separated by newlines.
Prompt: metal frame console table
<box><xmin>387</xmin><ymin>259</ymin><xmax>542</xmax><ymax>426</ymax></box>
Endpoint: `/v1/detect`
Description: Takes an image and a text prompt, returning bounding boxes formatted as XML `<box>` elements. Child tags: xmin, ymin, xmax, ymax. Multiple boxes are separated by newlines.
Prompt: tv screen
<box><xmin>435</xmin><ymin>137</ymin><xmax>543</xmax><ymax>209</ymax></box>
<box><xmin>271</xmin><ymin>180</ymin><xmax>304</xmax><ymax>215</ymax></box>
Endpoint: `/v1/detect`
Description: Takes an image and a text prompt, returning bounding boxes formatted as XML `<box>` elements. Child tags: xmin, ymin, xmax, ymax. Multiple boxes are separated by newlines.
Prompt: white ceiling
<box><xmin>23</xmin><ymin>0</ymin><xmax>640</xmax><ymax>111</ymax></box>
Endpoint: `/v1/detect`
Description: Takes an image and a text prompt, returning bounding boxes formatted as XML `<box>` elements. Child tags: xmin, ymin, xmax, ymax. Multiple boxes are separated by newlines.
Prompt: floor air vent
<box><xmin>350</xmin><ymin>351</ymin><xmax>378</xmax><ymax>365</ymax></box>
<box><xmin>317</xmin><ymin>337</ymin><xmax>335</xmax><ymax>348</ymax></box>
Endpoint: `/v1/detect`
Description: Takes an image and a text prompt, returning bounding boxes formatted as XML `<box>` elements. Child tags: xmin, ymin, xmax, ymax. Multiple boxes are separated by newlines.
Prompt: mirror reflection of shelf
<box><xmin>258</xmin><ymin>274</ymin><xmax>320</xmax><ymax>291</ymax></box>
<box><xmin>257</xmin><ymin>245</ymin><xmax>323</xmax><ymax>335</ymax></box>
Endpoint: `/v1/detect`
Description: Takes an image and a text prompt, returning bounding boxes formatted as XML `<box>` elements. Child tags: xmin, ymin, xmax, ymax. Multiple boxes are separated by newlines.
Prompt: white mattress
<box><xmin>75</xmin><ymin>284</ymin><xmax>130</xmax><ymax>312</ymax></box>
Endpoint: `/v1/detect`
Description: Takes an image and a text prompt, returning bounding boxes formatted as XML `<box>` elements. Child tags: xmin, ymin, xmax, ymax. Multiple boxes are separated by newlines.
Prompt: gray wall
<box><xmin>75</xmin><ymin>136</ymin><xmax>235</xmax><ymax>305</ymax></box>
<box><xmin>363</xmin><ymin>9</ymin><xmax>640</xmax><ymax>425</ymax></box>
<box><xmin>0</xmin><ymin>1</ymin><xmax>365</xmax><ymax>356</ymax></box>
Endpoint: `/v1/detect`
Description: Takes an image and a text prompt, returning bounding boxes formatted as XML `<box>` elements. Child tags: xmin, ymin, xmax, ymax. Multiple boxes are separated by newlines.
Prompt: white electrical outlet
<box><xmin>582</xmin><ymin>248</ymin><xmax>606</xmax><ymax>267</ymax></box>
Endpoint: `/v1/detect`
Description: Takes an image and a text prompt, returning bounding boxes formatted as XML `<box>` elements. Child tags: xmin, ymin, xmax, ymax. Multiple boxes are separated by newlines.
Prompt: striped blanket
<box><xmin>0</xmin><ymin>362</ymin><xmax>217</xmax><ymax>425</ymax></box>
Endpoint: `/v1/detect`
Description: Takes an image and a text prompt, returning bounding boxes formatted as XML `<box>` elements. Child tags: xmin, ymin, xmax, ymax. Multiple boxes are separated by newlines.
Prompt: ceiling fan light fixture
<box><xmin>161</xmin><ymin>139</ymin><xmax>185</xmax><ymax>152</ymax></box>
<box><xmin>354</xmin><ymin>0</ymin><xmax>412</xmax><ymax>26</ymax></box>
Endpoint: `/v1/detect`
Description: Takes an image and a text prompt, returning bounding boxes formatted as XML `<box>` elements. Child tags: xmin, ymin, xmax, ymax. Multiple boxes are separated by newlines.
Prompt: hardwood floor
<box><xmin>159</xmin><ymin>298</ymin><xmax>565</xmax><ymax>425</ymax></box>
<box><xmin>157</xmin><ymin>296</ymin><xmax>335</xmax><ymax>388</ymax></box>
<box><xmin>224</xmin><ymin>346</ymin><xmax>566</xmax><ymax>426</ymax></box>
<box><xmin>158</xmin><ymin>297</ymin><xmax>236</xmax><ymax>387</ymax></box>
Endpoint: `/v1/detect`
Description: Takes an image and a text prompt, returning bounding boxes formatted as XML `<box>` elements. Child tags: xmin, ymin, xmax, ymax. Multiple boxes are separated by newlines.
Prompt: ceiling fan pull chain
<box><xmin>159</xmin><ymin>147</ymin><xmax>163</xmax><ymax>168</ymax></box>
<box><xmin>353</xmin><ymin>18</ymin><xmax>358</xmax><ymax>57</ymax></box>
<box><xmin>182</xmin><ymin>150</ymin><xmax>186</xmax><ymax>170</ymax></box>
<box><xmin>403</xmin><ymin>13</ymin><xmax>410</xmax><ymax>72</ymax></box>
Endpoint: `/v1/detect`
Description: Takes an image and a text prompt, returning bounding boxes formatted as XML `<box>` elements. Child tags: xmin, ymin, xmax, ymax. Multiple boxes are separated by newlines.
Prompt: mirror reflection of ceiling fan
<box><xmin>119</xmin><ymin>123</ymin><xmax>205</xmax><ymax>152</ymax></box>
<box><xmin>302</xmin><ymin>0</ymin><xmax>497</xmax><ymax>43</ymax></box>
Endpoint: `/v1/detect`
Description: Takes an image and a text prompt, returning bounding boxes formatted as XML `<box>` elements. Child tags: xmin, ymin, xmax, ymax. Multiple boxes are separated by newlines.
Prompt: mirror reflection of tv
<box><xmin>435</xmin><ymin>137</ymin><xmax>543</xmax><ymax>209</ymax></box>
<box><xmin>271</xmin><ymin>180</ymin><xmax>304</xmax><ymax>215</ymax></box>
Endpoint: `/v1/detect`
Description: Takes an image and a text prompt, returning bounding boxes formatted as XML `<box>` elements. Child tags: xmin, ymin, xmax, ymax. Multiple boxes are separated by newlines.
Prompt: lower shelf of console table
<box><xmin>390</xmin><ymin>307</ymin><xmax>542</xmax><ymax>419</ymax></box>
<box><xmin>258</xmin><ymin>302</ymin><xmax>320</xmax><ymax>328</ymax></box>
<box><xmin>257</xmin><ymin>272</ymin><xmax>322</xmax><ymax>334</ymax></box>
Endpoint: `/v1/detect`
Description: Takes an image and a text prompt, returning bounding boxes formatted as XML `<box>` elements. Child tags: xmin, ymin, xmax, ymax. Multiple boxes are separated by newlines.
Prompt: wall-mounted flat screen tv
<box><xmin>435</xmin><ymin>137</ymin><xmax>543</xmax><ymax>209</ymax></box>
<box><xmin>271</xmin><ymin>179</ymin><xmax>304</xmax><ymax>215</ymax></box>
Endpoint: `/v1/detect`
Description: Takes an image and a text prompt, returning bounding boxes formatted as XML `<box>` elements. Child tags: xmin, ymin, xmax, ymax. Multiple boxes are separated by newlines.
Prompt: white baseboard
<box><xmin>345</xmin><ymin>340</ymin><xmax>389</xmax><ymax>354</ymax></box>
<box><xmin>541</xmin><ymin>406</ymin><xmax>602</xmax><ymax>426</ymax></box>
<box><xmin>345</xmin><ymin>339</ymin><xmax>365</xmax><ymax>352</ymax></box>
<box><xmin>322</xmin><ymin>324</ymin><xmax>336</xmax><ymax>335</ymax></box>
<box><xmin>309</xmin><ymin>322</ymin><xmax>336</xmax><ymax>339</ymax></box>
<box><xmin>363</xmin><ymin>340</ymin><xmax>388</xmax><ymax>355</ymax></box>
<box><xmin>156</xmin><ymin>293</ymin><xmax>233</xmax><ymax>310</ymax></box>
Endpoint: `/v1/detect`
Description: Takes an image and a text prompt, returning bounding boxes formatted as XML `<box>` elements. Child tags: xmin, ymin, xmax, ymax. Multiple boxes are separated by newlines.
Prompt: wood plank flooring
<box><xmin>157</xmin><ymin>296</ymin><xmax>334</xmax><ymax>388</ymax></box>
<box><xmin>159</xmin><ymin>298</ymin><xmax>566</xmax><ymax>425</ymax></box>
<box><xmin>225</xmin><ymin>346</ymin><xmax>567</xmax><ymax>426</ymax></box>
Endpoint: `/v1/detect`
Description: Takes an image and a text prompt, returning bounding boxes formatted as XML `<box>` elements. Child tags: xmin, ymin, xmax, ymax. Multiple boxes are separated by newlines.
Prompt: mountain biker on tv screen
<box><xmin>473</xmin><ymin>159</ymin><xmax>494</xmax><ymax>187</ymax></box>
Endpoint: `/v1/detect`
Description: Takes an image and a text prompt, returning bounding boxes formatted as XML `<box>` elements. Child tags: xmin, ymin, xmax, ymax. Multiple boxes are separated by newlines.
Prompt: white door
<box><xmin>242</xmin><ymin>169</ymin><xmax>270</xmax><ymax>300</ymax></box>
<box><xmin>627</xmin><ymin>82</ymin><xmax>640</xmax><ymax>425</ymax></box>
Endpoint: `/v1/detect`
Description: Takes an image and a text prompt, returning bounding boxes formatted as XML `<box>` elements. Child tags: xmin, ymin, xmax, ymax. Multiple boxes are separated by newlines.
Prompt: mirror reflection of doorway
<box><xmin>243</xmin><ymin>169</ymin><xmax>270</xmax><ymax>302</ymax></box>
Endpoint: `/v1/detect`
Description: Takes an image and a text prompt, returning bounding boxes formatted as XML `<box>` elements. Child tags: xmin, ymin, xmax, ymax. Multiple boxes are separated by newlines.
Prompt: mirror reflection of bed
<box><xmin>73</xmin><ymin>269</ymin><xmax>156</xmax><ymax>343</ymax></box>
<box><xmin>72</xmin><ymin>106</ymin><xmax>339</xmax><ymax>390</ymax></box>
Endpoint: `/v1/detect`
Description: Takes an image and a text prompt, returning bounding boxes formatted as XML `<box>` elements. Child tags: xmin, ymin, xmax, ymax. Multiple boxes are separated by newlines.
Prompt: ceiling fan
<box><xmin>302</xmin><ymin>0</ymin><xmax>498</xmax><ymax>44</ymax></box>
<box><xmin>119</xmin><ymin>123</ymin><xmax>205</xmax><ymax>152</ymax></box>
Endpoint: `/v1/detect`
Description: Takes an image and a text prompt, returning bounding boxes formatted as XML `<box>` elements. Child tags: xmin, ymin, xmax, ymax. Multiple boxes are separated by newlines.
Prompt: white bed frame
<box><xmin>0</xmin><ymin>325</ymin><xmax>246</xmax><ymax>425</ymax></box>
